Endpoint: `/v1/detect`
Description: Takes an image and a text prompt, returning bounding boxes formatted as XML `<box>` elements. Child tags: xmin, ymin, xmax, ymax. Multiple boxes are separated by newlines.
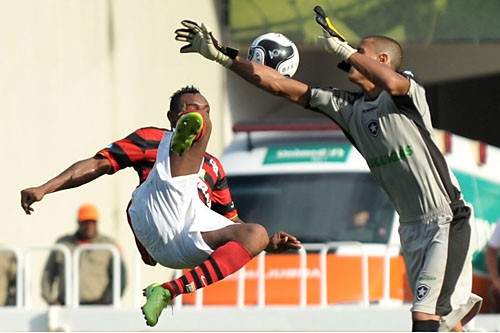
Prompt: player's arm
<box><xmin>314</xmin><ymin>6</ymin><xmax>409</xmax><ymax>95</ymax></box>
<box><xmin>348</xmin><ymin>53</ymin><xmax>409</xmax><ymax>95</ymax></box>
<box><xmin>230</xmin><ymin>55</ymin><xmax>310</xmax><ymax>106</ymax></box>
<box><xmin>175</xmin><ymin>20</ymin><xmax>310</xmax><ymax>107</ymax></box>
<box><xmin>230</xmin><ymin>215</ymin><xmax>244</xmax><ymax>223</ymax></box>
<box><xmin>486</xmin><ymin>245</ymin><xmax>500</xmax><ymax>291</ymax></box>
<box><xmin>20</xmin><ymin>156</ymin><xmax>111</xmax><ymax>215</ymax></box>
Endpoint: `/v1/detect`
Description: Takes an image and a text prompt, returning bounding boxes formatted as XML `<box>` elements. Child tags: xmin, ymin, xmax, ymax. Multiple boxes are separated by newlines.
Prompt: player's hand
<box><xmin>20</xmin><ymin>186</ymin><xmax>44</xmax><ymax>215</ymax></box>
<box><xmin>314</xmin><ymin>6</ymin><xmax>357</xmax><ymax>61</ymax></box>
<box><xmin>175</xmin><ymin>20</ymin><xmax>238</xmax><ymax>68</ymax></box>
<box><xmin>320</xmin><ymin>30</ymin><xmax>357</xmax><ymax>61</ymax></box>
<box><xmin>266</xmin><ymin>231</ymin><xmax>302</xmax><ymax>253</ymax></box>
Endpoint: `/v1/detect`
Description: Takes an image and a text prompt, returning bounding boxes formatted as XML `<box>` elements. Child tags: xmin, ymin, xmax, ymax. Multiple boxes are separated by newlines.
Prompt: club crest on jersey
<box><xmin>416</xmin><ymin>284</ymin><xmax>430</xmax><ymax>301</ymax></box>
<box><xmin>367</xmin><ymin>120</ymin><xmax>379</xmax><ymax>137</ymax></box>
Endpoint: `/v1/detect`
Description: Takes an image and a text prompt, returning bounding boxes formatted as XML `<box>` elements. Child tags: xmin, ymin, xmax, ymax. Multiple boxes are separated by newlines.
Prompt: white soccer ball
<box><xmin>247</xmin><ymin>32</ymin><xmax>300</xmax><ymax>78</ymax></box>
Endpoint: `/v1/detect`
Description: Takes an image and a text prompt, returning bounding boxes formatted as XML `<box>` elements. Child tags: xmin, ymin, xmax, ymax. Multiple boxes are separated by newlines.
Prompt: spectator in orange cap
<box><xmin>41</xmin><ymin>203</ymin><xmax>127</xmax><ymax>305</ymax></box>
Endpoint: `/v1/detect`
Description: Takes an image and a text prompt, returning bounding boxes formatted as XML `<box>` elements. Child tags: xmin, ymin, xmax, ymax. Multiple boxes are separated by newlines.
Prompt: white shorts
<box><xmin>127</xmin><ymin>132</ymin><xmax>233</xmax><ymax>269</ymax></box>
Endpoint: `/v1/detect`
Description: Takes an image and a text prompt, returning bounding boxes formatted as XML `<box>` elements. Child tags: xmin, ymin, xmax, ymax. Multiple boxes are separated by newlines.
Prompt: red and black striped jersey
<box><xmin>97</xmin><ymin>126</ymin><xmax>238</xmax><ymax>220</ymax></box>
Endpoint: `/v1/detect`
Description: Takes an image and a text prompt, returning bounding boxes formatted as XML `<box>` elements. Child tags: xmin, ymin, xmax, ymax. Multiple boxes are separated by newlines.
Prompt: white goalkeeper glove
<box><xmin>175</xmin><ymin>20</ymin><xmax>238</xmax><ymax>68</ymax></box>
<box><xmin>320</xmin><ymin>30</ymin><xmax>357</xmax><ymax>61</ymax></box>
<box><xmin>313</xmin><ymin>6</ymin><xmax>357</xmax><ymax>61</ymax></box>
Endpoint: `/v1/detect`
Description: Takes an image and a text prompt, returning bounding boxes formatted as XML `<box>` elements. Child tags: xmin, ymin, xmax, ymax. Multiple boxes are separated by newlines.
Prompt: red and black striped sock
<box><xmin>161</xmin><ymin>241</ymin><xmax>252</xmax><ymax>299</ymax></box>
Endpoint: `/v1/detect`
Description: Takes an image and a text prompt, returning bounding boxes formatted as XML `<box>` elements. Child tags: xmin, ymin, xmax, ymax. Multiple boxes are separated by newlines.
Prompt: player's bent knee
<box><xmin>249</xmin><ymin>223</ymin><xmax>268</xmax><ymax>240</ymax></box>
<box><xmin>239</xmin><ymin>223</ymin><xmax>268</xmax><ymax>255</ymax></box>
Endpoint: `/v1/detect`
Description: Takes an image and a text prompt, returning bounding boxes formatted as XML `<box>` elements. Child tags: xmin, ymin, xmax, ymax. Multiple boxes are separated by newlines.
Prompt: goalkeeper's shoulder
<box><xmin>398</xmin><ymin>69</ymin><xmax>431</xmax><ymax>99</ymax></box>
<box><xmin>399</xmin><ymin>69</ymin><xmax>422</xmax><ymax>84</ymax></box>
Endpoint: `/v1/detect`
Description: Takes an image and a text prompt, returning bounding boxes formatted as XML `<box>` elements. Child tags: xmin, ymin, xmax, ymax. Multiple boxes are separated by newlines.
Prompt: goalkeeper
<box><xmin>175</xmin><ymin>9</ymin><xmax>481</xmax><ymax>332</ymax></box>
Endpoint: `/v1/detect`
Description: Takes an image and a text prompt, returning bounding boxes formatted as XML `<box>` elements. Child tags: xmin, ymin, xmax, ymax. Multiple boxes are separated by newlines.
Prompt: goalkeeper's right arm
<box><xmin>230</xmin><ymin>55</ymin><xmax>310</xmax><ymax>106</ymax></box>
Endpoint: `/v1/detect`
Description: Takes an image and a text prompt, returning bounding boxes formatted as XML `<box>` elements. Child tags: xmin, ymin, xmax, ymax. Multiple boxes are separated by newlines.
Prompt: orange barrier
<box><xmin>182</xmin><ymin>253</ymin><xmax>412</xmax><ymax>306</ymax></box>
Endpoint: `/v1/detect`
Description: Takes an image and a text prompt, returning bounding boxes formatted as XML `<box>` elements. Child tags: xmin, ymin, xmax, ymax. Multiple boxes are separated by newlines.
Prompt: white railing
<box><xmin>7</xmin><ymin>242</ymin><xmax>400</xmax><ymax>309</ymax></box>
<box><xmin>136</xmin><ymin>241</ymin><xmax>396</xmax><ymax>309</ymax></box>
<box><xmin>21</xmin><ymin>244</ymin><xmax>122</xmax><ymax>308</ymax></box>
<box><xmin>24</xmin><ymin>245</ymin><xmax>72</xmax><ymax>308</ymax></box>
<box><xmin>72</xmin><ymin>244</ymin><xmax>122</xmax><ymax>308</ymax></box>
<box><xmin>5</xmin><ymin>243</ymin><xmax>500</xmax><ymax>332</ymax></box>
<box><xmin>381</xmin><ymin>243</ymin><xmax>403</xmax><ymax>305</ymax></box>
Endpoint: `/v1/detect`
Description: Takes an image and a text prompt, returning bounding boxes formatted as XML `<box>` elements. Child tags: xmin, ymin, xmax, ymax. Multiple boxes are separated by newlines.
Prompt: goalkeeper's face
<box><xmin>347</xmin><ymin>39</ymin><xmax>379</xmax><ymax>83</ymax></box>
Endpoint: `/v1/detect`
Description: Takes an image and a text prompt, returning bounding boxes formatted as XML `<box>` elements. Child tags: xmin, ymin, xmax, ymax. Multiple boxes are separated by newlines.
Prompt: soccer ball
<box><xmin>247</xmin><ymin>32</ymin><xmax>300</xmax><ymax>78</ymax></box>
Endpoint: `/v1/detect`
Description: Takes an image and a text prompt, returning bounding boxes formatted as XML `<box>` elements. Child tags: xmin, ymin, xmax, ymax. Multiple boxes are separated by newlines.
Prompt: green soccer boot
<box><xmin>170</xmin><ymin>111</ymin><xmax>204</xmax><ymax>156</ymax></box>
<box><xmin>141</xmin><ymin>283</ymin><xmax>172</xmax><ymax>327</ymax></box>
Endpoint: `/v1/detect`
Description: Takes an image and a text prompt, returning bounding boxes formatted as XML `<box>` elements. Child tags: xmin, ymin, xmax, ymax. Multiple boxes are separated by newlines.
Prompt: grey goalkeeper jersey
<box><xmin>308</xmin><ymin>73</ymin><xmax>462</xmax><ymax>223</ymax></box>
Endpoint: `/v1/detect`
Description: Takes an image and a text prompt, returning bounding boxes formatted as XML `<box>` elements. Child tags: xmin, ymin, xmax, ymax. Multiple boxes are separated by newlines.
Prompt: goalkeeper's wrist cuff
<box><xmin>222</xmin><ymin>46</ymin><xmax>239</xmax><ymax>60</ymax></box>
<box><xmin>217</xmin><ymin>46</ymin><xmax>238</xmax><ymax>68</ymax></box>
<box><xmin>215</xmin><ymin>55</ymin><xmax>233</xmax><ymax>68</ymax></box>
<box><xmin>210</xmin><ymin>31</ymin><xmax>239</xmax><ymax>67</ymax></box>
<box><xmin>338</xmin><ymin>41</ymin><xmax>357</xmax><ymax>61</ymax></box>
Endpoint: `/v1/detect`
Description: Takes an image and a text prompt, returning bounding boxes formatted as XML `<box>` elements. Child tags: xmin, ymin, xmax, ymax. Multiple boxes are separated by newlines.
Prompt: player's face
<box><xmin>169</xmin><ymin>93</ymin><xmax>210</xmax><ymax>127</ymax></box>
<box><xmin>78</xmin><ymin>220</ymin><xmax>97</xmax><ymax>240</ymax></box>
<box><xmin>357</xmin><ymin>39</ymin><xmax>379</xmax><ymax>59</ymax></box>
<box><xmin>179</xmin><ymin>93</ymin><xmax>210</xmax><ymax>114</ymax></box>
<box><xmin>347</xmin><ymin>39</ymin><xmax>379</xmax><ymax>83</ymax></box>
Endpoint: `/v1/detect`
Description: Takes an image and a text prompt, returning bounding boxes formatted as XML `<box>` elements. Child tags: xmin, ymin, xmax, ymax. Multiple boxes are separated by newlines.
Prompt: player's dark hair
<box><xmin>170</xmin><ymin>86</ymin><xmax>201</xmax><ymax>113</ymax></box>
<box><xmin>365</xmin><ymin>35</ymin><xmax>403</xmax><ymax>71</ymax></box>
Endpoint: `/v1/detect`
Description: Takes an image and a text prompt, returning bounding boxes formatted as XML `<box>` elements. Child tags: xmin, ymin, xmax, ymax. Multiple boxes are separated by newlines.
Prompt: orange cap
<box><xmin>78</xmin><ymin>203</ymin><xmax>99</xmax><ymax>222</ymax></box>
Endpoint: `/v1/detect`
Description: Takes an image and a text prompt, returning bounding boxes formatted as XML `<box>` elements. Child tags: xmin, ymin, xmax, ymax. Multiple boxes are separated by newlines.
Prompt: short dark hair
<box><xmin>364</xmin><ymin>35</ymin><xmax>403</xmax><ymax>71</ymax></box>
<box><xmin>169</xmin><ymin>86</ymin><xmax>201</xmax><ymax>113</ymax></box>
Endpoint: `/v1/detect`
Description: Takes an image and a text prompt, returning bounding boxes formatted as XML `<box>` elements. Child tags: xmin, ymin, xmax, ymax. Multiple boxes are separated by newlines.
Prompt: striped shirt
<box><xmin>97</xmin><ymin>127</ymin><xmax>238</xmax><ymax>219</ymax></box>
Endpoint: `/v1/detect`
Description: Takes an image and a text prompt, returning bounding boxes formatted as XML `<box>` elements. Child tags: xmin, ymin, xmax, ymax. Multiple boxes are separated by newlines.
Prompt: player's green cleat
<box><xmin>170</xmin><ymin>111</ymin><xmax>204</xmax><ymax>156</ymax></box>
<box><xmin>141</xmin><ymin>283</ymin><xmax>172</xmax><ymax>327</ymax></box>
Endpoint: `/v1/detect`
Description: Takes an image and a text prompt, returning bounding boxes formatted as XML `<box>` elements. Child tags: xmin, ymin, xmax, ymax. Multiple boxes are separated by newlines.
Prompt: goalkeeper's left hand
<box><xmin>314</xmin><ymin>6</ymin><xmax>357</xmax><ymax>61</ymax></box>
<box><xmin>320</xmin><ymin>30</ymin><xmax>357</xmax><ymax>61</ymax></box>
<box><xmin>175</xmin><ymin>20</ymin><xmax>238</xmax><ymax>68</ymax></box>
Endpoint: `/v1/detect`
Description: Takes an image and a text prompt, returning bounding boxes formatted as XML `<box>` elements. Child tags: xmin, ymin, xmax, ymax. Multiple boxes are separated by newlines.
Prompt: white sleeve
<box><xmin>406</xmin><ymin>78</ymin><xmax>430</xmax><ymax>118</ymax></box>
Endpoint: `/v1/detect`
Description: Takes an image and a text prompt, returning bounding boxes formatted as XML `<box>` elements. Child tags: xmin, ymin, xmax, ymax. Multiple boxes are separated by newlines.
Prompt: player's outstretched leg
<box><xmin>141</xmin><ymin>283</ymin><xmax>172</xmax><ymax>327</ymax></box>
<box><xmin>170</xmin><ymin>111</ymin><xmax>205</xmax><ymax>156</ymax></box>
<box><xmin>140</xmin><ymin>241</ymin><xmax>252</xmax><ymax>327</ymax></box>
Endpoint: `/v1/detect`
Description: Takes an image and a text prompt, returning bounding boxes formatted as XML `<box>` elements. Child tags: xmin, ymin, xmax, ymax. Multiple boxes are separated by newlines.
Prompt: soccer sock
<box><xmin>161</xmin><ymin>241</ymin><xmax>252</xmax><ymax>299</ymax></box>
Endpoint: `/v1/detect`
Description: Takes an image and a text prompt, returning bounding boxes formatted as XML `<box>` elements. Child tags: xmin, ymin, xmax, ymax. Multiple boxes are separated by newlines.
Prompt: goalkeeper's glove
<box><xmin>313</xmin><ymin>6</ymin><xmax>357</xmax><ymax>62</ymax></box>
<box><xmin>175</xmin><ymin>20</ymin><xmax>238</xmax><ymax>68</ymax></box>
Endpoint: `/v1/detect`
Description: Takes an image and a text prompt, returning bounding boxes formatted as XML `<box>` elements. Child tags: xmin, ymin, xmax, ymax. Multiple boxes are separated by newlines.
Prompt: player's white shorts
<box><xmin>128</xmin><ymin>132</ymin><xmax>233</xmax><ymax>269</ymax></box>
